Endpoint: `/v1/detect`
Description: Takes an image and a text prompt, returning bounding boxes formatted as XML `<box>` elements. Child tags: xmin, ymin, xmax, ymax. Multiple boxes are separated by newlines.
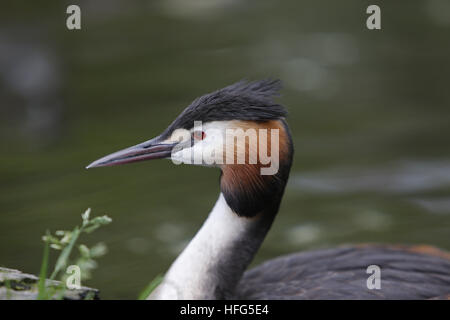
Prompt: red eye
<box><xmin>193</xmin><ymin>131</ymin><xmax>206</xmax><ymax>140</ymax></box>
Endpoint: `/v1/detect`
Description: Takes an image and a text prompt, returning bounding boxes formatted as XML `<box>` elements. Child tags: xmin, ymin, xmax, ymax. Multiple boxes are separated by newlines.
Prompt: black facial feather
<box><xmin>160</xmin><ymin>79</ymin><xmax>286</xmax><ymax>139</ymax></box>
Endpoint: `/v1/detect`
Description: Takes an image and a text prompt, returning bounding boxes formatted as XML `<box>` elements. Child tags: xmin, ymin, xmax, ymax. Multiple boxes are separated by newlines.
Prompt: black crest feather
<box><xmin>161</xmin><ymin>79</ymin><xmax>286</xmax><ymax>138</ymax></box>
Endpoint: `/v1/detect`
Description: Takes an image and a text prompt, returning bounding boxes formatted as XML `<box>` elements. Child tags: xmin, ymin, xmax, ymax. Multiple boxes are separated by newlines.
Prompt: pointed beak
<box><xmin>86</xmin><ymin>138</ymin><xmax>176</xmax><ymax>169</ymax></box>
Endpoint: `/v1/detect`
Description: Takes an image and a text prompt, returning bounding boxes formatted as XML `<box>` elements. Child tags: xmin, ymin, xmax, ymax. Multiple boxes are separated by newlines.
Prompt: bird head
<box><xmin>87</xmin><ymin>79</ymin><xmax>294</xmax><ymax>217</ymax></box>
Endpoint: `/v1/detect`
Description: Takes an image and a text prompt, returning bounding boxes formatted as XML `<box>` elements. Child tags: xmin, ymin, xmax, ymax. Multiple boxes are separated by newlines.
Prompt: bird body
<box><xmin>87</xmin><ymin>79</ymin><xmax>450</xmax><ymax>300</ymax></box>
<box><xmin>237</xmin><ymin>245</ymin><xmax>450</xmax><ymax>300</ymax></box>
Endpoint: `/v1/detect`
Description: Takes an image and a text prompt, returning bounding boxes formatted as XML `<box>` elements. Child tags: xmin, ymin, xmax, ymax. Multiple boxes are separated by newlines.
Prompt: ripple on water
<box><xmin>290</xmin><ymin>160</ymin><xmax>450</xmax><ymax>195</ymax></box>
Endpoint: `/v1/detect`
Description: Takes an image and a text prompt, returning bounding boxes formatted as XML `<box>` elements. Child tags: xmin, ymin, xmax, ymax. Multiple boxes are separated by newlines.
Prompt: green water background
<box><xmin>1</xmin><ymin>1</ymin><xmax>449</xmax><ymax>298</ymax></box>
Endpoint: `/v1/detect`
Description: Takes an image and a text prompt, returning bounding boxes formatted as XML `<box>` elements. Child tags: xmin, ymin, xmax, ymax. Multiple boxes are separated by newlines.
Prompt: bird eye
<box><xmin>192</xmin><ymin>131</ymin><xmax>206</xmax><ymax>141</ymax></box>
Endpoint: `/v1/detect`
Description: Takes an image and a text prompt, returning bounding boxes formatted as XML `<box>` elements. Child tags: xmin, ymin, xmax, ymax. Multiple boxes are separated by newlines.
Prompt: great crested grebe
<box><xmin>87</xmin><ymin>79</ymin><xmax>450</xmax><ymax>299</ymax></box>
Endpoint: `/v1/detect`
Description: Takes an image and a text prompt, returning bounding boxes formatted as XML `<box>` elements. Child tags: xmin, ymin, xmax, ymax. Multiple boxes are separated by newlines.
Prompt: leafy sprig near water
<box><xmin>38</xmin><ymin>208</ymin><xmax>112</xmax><ymax>299</ymax></box>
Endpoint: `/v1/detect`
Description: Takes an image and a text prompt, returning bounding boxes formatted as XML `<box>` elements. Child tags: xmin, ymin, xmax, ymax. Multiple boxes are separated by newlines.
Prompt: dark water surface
<box><xmin>1</xmin><ymin>1</ymin><xmax>449</xmax><ymax>298</ymax></box>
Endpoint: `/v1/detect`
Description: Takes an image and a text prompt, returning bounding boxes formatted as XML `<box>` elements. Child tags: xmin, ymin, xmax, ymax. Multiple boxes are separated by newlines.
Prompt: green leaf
<box><xmin>60</xmin><ymin>232</ymin><xmax>73</xmax><ymax>245</ymax></box>
<box><xmin>50</xmin><ymin>244</ymin><xmax>63</xmax><ymax>250</ymax></box>
<box><xmin>50</xmin><ymin>227</ymin><xmax>80</xmax><ymax>280</ymax></box>
<box><xmin>42</xmin><ymin>234</ymin><xmax>62</xmax><ymax>245</ymax></box>
<box><xmin>81</xmin><ymin>208</ymin><xmax>91</xmax><ymax>226</ymax></box>
<box><xmin>138</xmin><ymin>274</ymin><xmax>164</xmax><ymax>300</ymax></box>
<box><xmin>90</xmin><ymin>215</ymin><xmax>112</xmax><ymax>226</ymax></box>
<box><xmin>89</xmin><ymin>242</ymin><xmax>107</xmax><ymax>258</ymax></box>
<box><xmin>83</xmin><ymin>224</ymin><xmax>100</xmax><ymax>234</ymax></box>
<box><xmin>79</xmin><ymin>244</ymin><xmax>90</xmax><ymax>258</ymax></box>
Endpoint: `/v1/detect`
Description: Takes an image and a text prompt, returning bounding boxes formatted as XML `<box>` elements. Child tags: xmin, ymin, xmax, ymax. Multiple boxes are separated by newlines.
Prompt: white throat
<box><xmin>148</xmin><ymin>193</ymin><xmax>271</xmax><ymax>299</ymax></box>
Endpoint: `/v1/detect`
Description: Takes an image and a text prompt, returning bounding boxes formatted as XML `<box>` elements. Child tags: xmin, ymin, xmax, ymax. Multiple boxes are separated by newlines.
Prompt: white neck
<box><xmin>148</xmin><ymin>193</ymin><xmax>272</xmax><ymax>299</ymax></box>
